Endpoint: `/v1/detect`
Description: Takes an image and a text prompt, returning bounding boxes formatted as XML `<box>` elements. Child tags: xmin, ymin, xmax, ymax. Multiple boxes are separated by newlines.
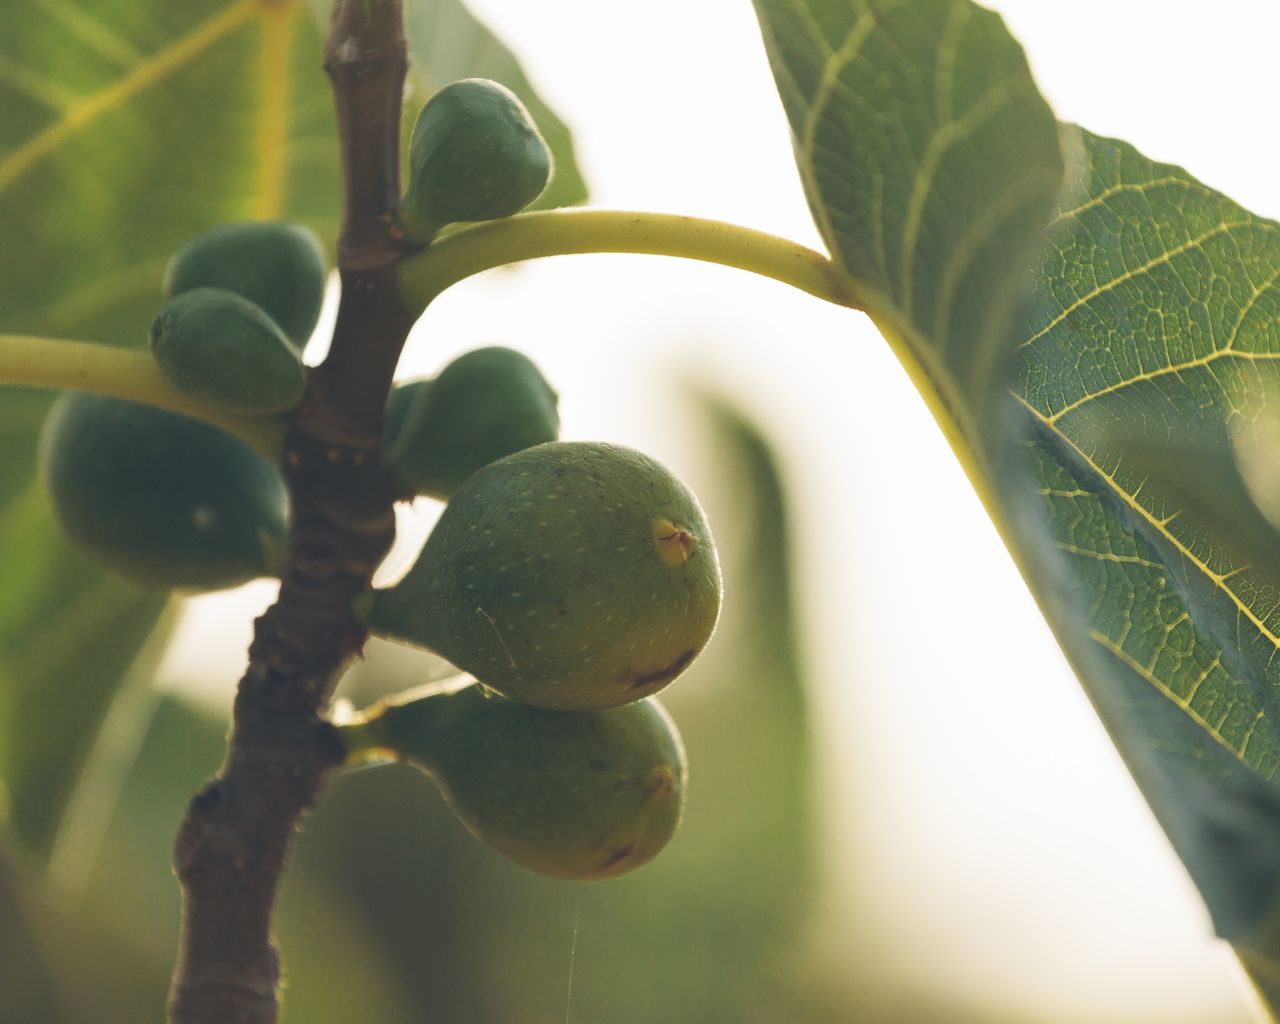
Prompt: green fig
<box><xmin>344</xmin><ymin>684</ymin><xmax>686</xmax><ymax>880</ymax></box>
<box><xmin>383</xmin><ymin>347</ymin><xmax>559</xmax><ymax>499</ymax></box>
<box><xmin>39</xmin><ymin>393</ymin><xmax>288</xmax><ymax>590</ymax></box>
<box><xmin>150</xmin><ymin>287</ymin><xmax>306</xmax><ymax>414</ymax></box>
<box><xmin>383</xmin><ymin>376</ymin><xmax>429</xmax><ymax>452</ymax></box>
<box><xmin>398</xmin><ymin>79</ymin><xmax>552</xmax><ymax>242</ymax></box>
<box><xmin>364</xmin><ymin>441</ymin><xmax>721</xmax><ymax>710</ymax></box>
<box><xmin>164</xmin><ymin>221</ymin><xmax>328</xmax><ymax>348</ymax></box>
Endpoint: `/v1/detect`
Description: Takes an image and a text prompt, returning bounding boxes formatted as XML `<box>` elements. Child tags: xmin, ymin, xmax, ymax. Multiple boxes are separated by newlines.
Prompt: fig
<box><xmin>39</xmin><ymin>393</ymin><xmax>288</xmax><ymax>590</ymax></box>
<box><xmin>164</xmin><ymin>221</ymin><xmax>327</xmax><ymax>348</ymax></box>
<box><xmin>383</xmin><ymin>347</ymin><xmax>559</xmax><ymax>499</ymax></box>
<box><xmin>150</xmin><ymin>287</ymin><xmax>305</xmax><ymax>414</ymax></box>
<box><xmin>383</xmin><ymin>376</ymin><xmax>429</xmax><ymax>451</ymax></box>
<box><xmin>398</xmin><ymin>79</ymin><xmax>552</xmax><ymax>242</ymax></box>
<box><xmin>345</xmin><ymin>684</ymin><xmax>686</xmax><ymax>880</ymax></box>
<box><xmin>365</xmin><ymin>441</ymin><xmax>721</xmax><ymax>710</ymax></box>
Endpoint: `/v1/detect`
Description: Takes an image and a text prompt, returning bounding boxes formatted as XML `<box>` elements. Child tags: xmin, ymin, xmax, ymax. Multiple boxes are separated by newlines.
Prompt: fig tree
<box><xmin>398</xmin><ymin>78</ymin><xmax>552</xmax><ymax>242</ymax></box>
<box><xmin>39</xmin><ymin>393</ymin><xmax>288</xmax><ymax>590</ymax></box>
<box><xmin>364</xmin><ymin>441</ymin><xmax>721</xmax><ymax>710</ymax></box>
<box><xmin>163</xmin><ymin>221</ymin><xmax>328</xmax><ymax>348</ymax></box>
<box><xmin>344</xmin><ymin>683</ymin><xmax>686</xmax><ymax>880</ymax></box>
<box><xmin>150</xmin><ymin>287</ymin><xmax>305</xmax><ymax>414</ymax></box>
<box><xmin>383</xmin><ymin>346</ymin><xmax>559</xmax><ymax>499</ymax></box>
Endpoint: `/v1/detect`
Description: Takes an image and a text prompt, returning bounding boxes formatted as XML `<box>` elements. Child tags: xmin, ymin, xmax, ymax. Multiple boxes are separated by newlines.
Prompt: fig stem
<box><xmin>335</xmin><ymin>680</ymin><xmax>470</xmax><ymax>766</ymax></box>
<box><xmin>0</xmin><ymin>332</ymin><xmax>285</xmax><ymax>459</ymax></box>
<box><xmin>333</xmin><ymin>715</ymin><xmax>396</xmax><ymax>766</ymax></box>
<box><xmin>397</xmin><ymin>208</ymin><xmax>863</xmax><ymax>312</ymax></box>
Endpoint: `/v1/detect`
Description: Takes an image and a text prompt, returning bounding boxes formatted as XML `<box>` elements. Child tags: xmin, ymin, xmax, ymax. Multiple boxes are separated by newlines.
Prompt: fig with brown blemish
<box><xmin>361</xmin><ymin>440</ymin><xmax>722</xmax><ymax>710</ymax></box>
<box><xmin>339</xmin><ymin>683</ymin><xmax>687</xmax><ymax>880</ymax></box>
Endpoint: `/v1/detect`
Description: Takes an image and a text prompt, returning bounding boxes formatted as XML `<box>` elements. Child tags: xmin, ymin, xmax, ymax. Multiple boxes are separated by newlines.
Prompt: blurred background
<box><xmin>5</xmin><ymin>1</ymin><xmax>1280</xmax><ymax>1021</ymax></box>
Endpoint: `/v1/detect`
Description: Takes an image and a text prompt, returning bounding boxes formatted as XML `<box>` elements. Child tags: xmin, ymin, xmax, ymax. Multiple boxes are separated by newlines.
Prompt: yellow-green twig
<box><xmin>0</xmin><ymin>333</ymin><xmax>285</xmax><ymax>459</ymax></box>
<box><xmin>397</xmin><ymin>208</ymin><xmax>862</xmax><ymax>313</ymax></box>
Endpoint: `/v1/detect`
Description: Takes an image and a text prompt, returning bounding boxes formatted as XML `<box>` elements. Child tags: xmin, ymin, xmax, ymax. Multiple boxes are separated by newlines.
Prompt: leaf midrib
<box><xmin>1015</xmin><ymin>392</ymin><xmax>1280</xmax><ymax>773</ymax></box>
<box><xmin>1016</xmin><ymin>394</ymin><xmax>1273</xmax><ymax>645</ymax></box>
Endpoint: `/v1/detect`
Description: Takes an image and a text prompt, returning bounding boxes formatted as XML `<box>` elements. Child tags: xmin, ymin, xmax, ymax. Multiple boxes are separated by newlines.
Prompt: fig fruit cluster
<box><xmin>335</xmin><ymin>77</ymin><xmax>720</xmax><ymax>881</ymax></box>
<box><xmin>39</xmin><ymin>220</ymin><xmax>325</xmax><ymax>590</ymax></box>
<box><xmin>363</xmin><ymin>356</ymin><xmax>719</xmax><ymax>879</ymax></box>
<box><xmin>37</xmin><ymin>77</ymin><xmax>720</xmax><ymax>882</ymax></box>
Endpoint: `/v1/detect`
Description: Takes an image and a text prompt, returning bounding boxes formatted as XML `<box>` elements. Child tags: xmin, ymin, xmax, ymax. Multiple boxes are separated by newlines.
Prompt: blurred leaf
<box><xmin>31</xmin><ymin>694</ymin><xmax>419</xmax><ymax>1024</ymax></box>
<box><xmin>1001</xmin><ymin>129</ymin><xmax>1280</xmax><ymax>981</ymax></box>
<box><xmin>751</xmin><ymin>0</ymin><xmax>1064</xmax><ymax>444</ymax></box>
<box><xmin>294</xmin><ymin>393</ymin><xmax>818</xmax><ymax>1022</ymax></box>
<box><xmin>0</xmin><ymin>487</ymin><xmax>170</xmax><ymax>856</ymax></box>
<box><xmin>0</xmin><ymin>845</ymin><xmax>65</xmax><ymax>1023</ymax></box>
<box><xmin>0</xmin><ymin>0</ymin><xmax>337</xmax><ymax>857</ymax></box>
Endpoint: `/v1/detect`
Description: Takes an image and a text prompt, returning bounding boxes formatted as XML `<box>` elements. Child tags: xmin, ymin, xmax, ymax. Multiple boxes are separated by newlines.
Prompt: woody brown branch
<box><xmin>165</xmin><ymin>2</ymin><xmax>417</xmax><ymax>1021</ymax></box>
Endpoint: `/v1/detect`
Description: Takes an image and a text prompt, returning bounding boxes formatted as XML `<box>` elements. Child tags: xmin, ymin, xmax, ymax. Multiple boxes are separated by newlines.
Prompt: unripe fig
<box><xmin>383</xmin><ymin>347</ymin><xmax>559</xmax><ymax>499</ymax></box>
<box><xmin>164</xmin><ymin>221</ymin><xmax>327</xmax><ymax>347</ymax></box>
<box><xmin>150</xmin><ymin>287</ymin><xmax>305</xmax><ymax>414</ymax></box>
<box><xmin>398</xmin><ymin>79</ymin><xmax>552</xmax><ymax>242</ymax></box>
<box><xmin>346</xmin><ymin>684</ymin><xmax>686</xmax><ymax>880</ymax></box>
<box><xmin>383</xmin><ymin>376</ymin><xmax>429</xmax><ymax>452</ymax></box>
<box><xmin>39</xmin><ymin>393</ymin><xmax>288</xmax><ymax>590</ymax></box>
<box><xmin>365</xmin><ymin>441</ymin><xmax>721</xmax><ymax>710</ymax></box>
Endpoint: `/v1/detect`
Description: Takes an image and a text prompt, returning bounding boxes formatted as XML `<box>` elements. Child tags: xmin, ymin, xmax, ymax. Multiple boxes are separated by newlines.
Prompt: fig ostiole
<box><xmin>150</xmin><ymin>287</ymin><xmax>305</xmax><ymax>415</ymax></box>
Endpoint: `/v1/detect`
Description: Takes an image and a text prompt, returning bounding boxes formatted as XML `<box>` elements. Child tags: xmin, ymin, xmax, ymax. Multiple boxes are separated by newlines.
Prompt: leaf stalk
<box><xmin>0</xmin><ymin>334</ymin><xmax>285</xmax><ymax>459</ymax></box>
<box><xmin>397</xmin><ymin>208</ymin><xmax>862</xmax><ymax>312</ymax></box>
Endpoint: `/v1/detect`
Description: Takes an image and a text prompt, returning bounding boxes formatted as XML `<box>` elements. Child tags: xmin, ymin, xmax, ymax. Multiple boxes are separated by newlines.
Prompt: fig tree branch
<box><xmin>165</xmin><ymin>2</ymin><xmax>416</xmax><ymax>1022</ymax></box>
<box><xmin>397</xmin><ymin>208</ymin><xmax>863</xmax><ymax>311</ymax></box>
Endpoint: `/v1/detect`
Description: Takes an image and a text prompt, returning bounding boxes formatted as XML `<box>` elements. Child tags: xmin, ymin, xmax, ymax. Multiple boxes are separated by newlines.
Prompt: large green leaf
<box><xmin>1003</xmin><ymin>130</ymin><xmax>1280</xmax><ymax>971</ymax></box>
<box><xmin>753</xmin><ymin>0</ymin><xmax>1280</xmax><ymax>1000</ymax></box>
<box><xmin>752</xmin><ymin>0</ymin><xmax>1064</xmax><ymax>446</ymax></box>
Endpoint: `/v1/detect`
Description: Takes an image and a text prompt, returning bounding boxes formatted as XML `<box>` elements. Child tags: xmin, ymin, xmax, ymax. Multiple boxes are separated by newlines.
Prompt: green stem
<box><xmin>336</xmin><ymin>680</ymin><xmax>469</xmax><ymax>766</ymax></box>
<box><xmin>397</xmin><ymin>208</ymin><xmax>862</xmax><ymax>313</ymax></box>
<box><xmin>334</xmin><ymin>715</ymin><xmax>394</xmax><ymax>766</ymax></box>
<box><xmin>0</xmin><ymin>333</ymin><xmax>285</xmax><ymax>460</ymax></box>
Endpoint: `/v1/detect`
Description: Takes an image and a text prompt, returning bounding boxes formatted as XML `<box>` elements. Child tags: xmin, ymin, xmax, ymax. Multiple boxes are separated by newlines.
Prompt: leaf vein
<box><xmin>1018</xmin><ymin>219</ymin><xmax>1252</xmax><ymax>352</ymax></box>
<box><xmin>0</xmin><ymin>0</ymin><xmax>259</xmax><ymax>194</ymax></box>
<box><xmin>1017</xmin><ymin>393</ymin><xmax>1276</xmax><ymax>651</ymax></box>
<box><xmin>1088</xmin><ymin>629</ymin><xmax>1266</xmax><ymax>771</ymax></box>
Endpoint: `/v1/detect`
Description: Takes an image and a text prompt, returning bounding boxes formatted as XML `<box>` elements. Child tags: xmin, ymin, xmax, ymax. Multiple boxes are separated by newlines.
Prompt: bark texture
<box><xmin>166</xmin><ymin>3</ymin><xmax>417</xmax><ymax>1020</ymax></box>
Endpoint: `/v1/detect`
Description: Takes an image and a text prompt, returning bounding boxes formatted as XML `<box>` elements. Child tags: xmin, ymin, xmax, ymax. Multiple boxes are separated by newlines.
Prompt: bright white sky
<box><xmin>164</xmin><ymin>3</ymin><xmax>1280</xmax><ymax>1020</ymax></box>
